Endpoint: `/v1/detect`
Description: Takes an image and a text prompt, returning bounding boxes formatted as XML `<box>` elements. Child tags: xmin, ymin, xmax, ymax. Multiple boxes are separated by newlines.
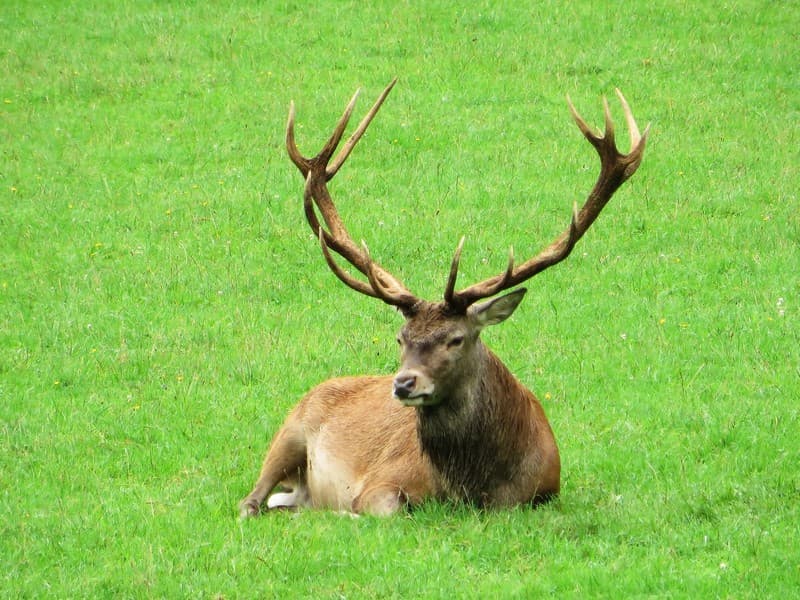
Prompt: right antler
<box><xmin>443</xmin><ymin>89</ymin><xmax>649</xmax><ymax>312</ymax></box>
<box><xmin>286</xmin><ymin>79</ymin><xmax>420</xmax><ymax>313</ymax></box>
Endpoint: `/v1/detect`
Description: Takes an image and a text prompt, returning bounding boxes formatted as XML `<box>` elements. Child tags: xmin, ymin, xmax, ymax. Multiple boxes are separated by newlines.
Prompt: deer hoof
<box><xmin>239</xmin><ymin>498</ymin><xmax>260</xmax><ymax>519</ymax></box>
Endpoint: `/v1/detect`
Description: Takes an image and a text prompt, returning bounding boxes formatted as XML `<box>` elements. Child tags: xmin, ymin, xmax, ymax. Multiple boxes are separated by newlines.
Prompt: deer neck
<box><xmin>415</xmin><ymin>344</ymin><xmax>529</xmax><ymax>504</ymax></box>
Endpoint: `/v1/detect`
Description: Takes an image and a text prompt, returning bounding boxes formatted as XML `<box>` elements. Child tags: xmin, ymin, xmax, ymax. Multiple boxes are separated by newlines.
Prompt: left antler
<box><xmin>286</xmin><ymin>79</ymin><xmax>421</xmax><ymax>313</ymax></box>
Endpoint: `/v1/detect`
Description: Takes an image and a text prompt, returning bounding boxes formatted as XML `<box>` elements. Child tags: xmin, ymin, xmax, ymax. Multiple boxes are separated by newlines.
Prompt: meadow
<box><xmin>1</xmin><ymin>1</ymin><xmax>798</xmax><ymax>597</ymax></box>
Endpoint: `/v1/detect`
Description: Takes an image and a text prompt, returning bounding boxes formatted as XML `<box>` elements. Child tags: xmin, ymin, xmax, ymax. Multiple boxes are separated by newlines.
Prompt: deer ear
<box><xmin>468</xmin><ymin>288</ymin><xmax>527</xmax><ymax>329</ymax></box>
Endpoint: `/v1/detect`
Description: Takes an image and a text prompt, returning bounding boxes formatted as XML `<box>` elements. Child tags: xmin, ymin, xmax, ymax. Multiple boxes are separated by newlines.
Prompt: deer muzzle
<box><xmin>392</xmin><ymin>370</ymin><xmax>437</xmax><ymax>406</ymax></box>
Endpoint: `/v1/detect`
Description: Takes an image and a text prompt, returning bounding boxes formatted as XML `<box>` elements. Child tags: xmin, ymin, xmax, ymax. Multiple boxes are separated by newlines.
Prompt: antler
<box><xmin>444</xmin><ymin>89</ymin><xmax>650</xmax><ymax>311</ymax></box>
<box><xmin>286</xmin><ymin>79</ymin><xmax>420</xmax><ymax>313</ymax></box>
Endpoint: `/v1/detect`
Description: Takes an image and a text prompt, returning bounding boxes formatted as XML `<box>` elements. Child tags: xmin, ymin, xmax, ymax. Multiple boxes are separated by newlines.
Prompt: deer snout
<box><xmin>392</xmin><ymin>373</ymin><xmax>417</xmax><ymax>399</ymax></box>
<box><xmin>393</xmin><ymin>370</ymin><xmax>436</xmax><ymax>406</ymax></box>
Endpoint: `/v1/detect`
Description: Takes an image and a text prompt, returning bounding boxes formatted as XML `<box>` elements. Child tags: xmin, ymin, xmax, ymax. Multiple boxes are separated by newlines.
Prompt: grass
<box><xmin>1</xmin><ymin>0</ymin><xmax>798</xmax><ymax>597</ymax></box>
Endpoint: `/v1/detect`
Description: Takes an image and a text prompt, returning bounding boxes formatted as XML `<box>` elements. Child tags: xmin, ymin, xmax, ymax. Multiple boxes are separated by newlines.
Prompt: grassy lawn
<box><xmin>2</xmin><ymin>0</ymin><xmax>798</xmax><ymax>597</ymax></box>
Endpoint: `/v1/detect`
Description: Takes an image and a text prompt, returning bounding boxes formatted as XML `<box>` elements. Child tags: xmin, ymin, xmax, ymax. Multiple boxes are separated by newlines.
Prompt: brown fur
<box><xmin>239</xmin><ymin>296</ymin><xmax>560</xmax><ymax>517</ymax></box>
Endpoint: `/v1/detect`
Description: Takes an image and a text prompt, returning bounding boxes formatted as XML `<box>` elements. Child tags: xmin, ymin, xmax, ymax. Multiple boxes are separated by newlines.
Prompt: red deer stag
<box><xmin>240</xmin><ymin>79</ymin><xmax>648</xmax><ymax>517</ymax></box>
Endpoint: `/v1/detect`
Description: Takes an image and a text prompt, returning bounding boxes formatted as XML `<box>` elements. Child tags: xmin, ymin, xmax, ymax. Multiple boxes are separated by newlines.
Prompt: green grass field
<box><xmin>2</xmin><ymin>1</ymin><xmax>798</xmax><ymax>597</ymax></box>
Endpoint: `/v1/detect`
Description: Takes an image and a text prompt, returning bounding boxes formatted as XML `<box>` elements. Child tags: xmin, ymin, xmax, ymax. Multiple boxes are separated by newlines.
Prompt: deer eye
<box><xmin>447</xmin><ymin>336</ymin><xmax>464</xmax><ymax>348</ymax></box>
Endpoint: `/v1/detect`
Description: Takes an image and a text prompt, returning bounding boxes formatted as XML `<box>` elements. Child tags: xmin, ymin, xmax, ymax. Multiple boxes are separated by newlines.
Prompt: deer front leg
<box><xmin>239</xmin><ymin>421</ymin><xmax>307</xmax><ymax>518</ymax></box>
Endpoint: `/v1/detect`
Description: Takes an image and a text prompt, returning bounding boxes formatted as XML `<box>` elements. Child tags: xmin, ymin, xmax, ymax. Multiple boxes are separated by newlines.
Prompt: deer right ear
<box><xmin>468</xmin><ymin>288</ymin><xmax>527</xmax><ymax>329</ymax></box>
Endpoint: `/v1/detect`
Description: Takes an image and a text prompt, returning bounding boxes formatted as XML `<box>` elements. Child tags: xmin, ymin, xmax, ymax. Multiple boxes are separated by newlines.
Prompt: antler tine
<box><xmin>566</xmin><ymin>95</ymin><xmax>595</xmax><ymax>142</ymax></box>
<box><xmin>476</xmin><ymin>247</ymin><xmax>515</xmax><ymax>303</ymax></box>
<box><xmin>446</xmin><ymin>242</ymin><xmax>517</xmax><ymax>311</ymax></box>
<box><xmin>319</xmin><ymin>88</ymin><xmax>361</xmax><ymax>171</ymax></box>
<box><xmin>447</xmin><ymin>90</ymin><xmax>648</xmax><ymax>310</ymax></box>
<box><xmin>615</xmin><ymin>88</ymin><xmax>640</xmax><ymax>146</ymax></box>
<box><xmin>443</xmin><ymin>236</ymin><xmax>466</xmax><ymax>305</ymax></box>
<box><xmin>328</xmin><ymin>78</ymin><xmax>398</xmax><ymax>178</ymax></box>
<box><xmin>286</xmin><ymin>88</ymin><xmax>361</xmax><ymax>177</ymax></box>
<box><xmin>567</xmin><ymin>94</ymin><xmax>618</xmax><ymax>153</ymax></box>
<box><xmin>286</xmin><ymin>101</ymin><xmax>310</xmax><ymax>175</ymax></box>
<box><xmin>602</xmin><ymin>96</ymin><xmax>616</xmax><ymax>146</ymax></box>
<box><xmin>616</xmin><ymin>88</ymin><xmax>651</xmax><ymax>176</ymax></box>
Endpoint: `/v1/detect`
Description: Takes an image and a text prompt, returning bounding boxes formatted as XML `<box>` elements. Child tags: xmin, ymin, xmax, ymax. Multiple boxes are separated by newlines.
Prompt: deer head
<box><xmin>286</xmin><ymin>79</ymin><xmax>648</xmax><ymax>407</ymax></box>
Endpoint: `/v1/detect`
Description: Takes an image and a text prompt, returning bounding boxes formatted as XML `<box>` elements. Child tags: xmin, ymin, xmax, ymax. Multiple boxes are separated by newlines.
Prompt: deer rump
<box><xmin>238</xmin><ymin>80</ymin><xmax>648</xmax><ymax>517</ymax></box>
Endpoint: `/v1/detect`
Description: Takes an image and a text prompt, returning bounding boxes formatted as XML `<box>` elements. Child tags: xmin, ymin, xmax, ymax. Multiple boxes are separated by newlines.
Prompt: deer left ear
<box><xmin>469</xmin><ymin>288</ymin><xmax>527</xmax><ymax>329</ymax></box>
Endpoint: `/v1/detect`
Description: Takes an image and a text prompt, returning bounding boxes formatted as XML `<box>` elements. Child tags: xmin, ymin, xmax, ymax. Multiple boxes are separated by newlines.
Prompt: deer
<box><xmin>239</xmin><ymin>79</ymin><xmax>648</xmax><ymax>518</ymax></box>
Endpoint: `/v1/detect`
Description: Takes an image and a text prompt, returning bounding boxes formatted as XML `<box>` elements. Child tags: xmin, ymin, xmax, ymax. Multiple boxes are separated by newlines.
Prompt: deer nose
<box><xmin>393</xmin><ymin>374</ymin><xmax>417</xmax><ymax>399</ymax></box>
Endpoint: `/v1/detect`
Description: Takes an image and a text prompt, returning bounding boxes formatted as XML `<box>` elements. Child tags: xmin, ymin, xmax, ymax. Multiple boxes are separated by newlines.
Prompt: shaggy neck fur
<box><xmin>416</xmin><ymin>344</ymin><xmax>532</xmax><ymax>505</ymax></box>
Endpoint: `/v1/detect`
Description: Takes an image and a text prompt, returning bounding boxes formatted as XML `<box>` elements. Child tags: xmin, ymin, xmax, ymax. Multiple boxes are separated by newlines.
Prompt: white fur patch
<box><xmin>267</xmin><ymin>488</ymin><xmax>307</xmax><ymax>509</ymax></box>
